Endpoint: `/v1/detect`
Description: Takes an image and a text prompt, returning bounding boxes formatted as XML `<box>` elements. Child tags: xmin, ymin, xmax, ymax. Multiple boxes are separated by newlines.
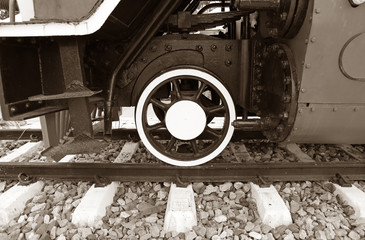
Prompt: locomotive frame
<box><xmin>0</xmin><ymin>0</ymin><xmax>364</xmax><ymax>166</ymax></box>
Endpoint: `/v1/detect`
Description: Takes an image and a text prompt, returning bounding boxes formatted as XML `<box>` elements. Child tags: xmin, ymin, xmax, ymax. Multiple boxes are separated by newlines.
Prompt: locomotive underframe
<box><xmin>0</xmin><ymin>0</ymin><xmax>364</xmax><ymax>163</ymax></box>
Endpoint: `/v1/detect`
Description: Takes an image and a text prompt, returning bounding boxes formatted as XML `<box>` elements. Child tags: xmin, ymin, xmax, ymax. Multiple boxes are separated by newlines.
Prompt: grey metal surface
<box><xmin>287</xmin><ymin>103</ymin><xmax>365</xmax><ymax>144</ymax></box>
<box><xmin>297</xmin><ymin>0</ymin><xmax>365</xmax><ymax>104</ymax></box>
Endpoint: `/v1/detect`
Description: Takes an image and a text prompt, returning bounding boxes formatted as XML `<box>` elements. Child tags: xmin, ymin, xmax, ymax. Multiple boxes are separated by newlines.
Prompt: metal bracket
<box><xmin>94</xmin><ymin>175</ymin><xmax>111</xmax><ymax>188</ymax></box>
<box><xmin>333</xmin><ymin>173</ymin><xmax>352</xmax><ymax>187</ymax></box>
<box><xmin>175</xmin><ymin>174</ymin><xmax>190</xmax><ymax>187</ymax></box>
<box><xmin>255</xmin><ymin>175</ymin><xmax>271</xmax><ymax>187</ymax></box>
<box><xmin>18</xmin><ymin>172</ymin><xmax>34</xmax><ymax>186</ymax></box>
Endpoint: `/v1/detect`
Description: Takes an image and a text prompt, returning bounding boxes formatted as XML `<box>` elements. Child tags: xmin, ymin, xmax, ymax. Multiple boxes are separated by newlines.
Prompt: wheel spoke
<box><xmin>194</xmin><ymin>82</ymin><xmax>207</xmax><ymax>100</ymax></box>
<box><xmin>172</xmin><ymin>79</ymin><xmax>182</xmax><ymax>99</ymax></box>
<box><xmin>190</xmin><ymin>140</ymin><xmax>198</xmax><ymax>154</ymax></box>
<box><xmin>150</xmin><ymin>98</ymin><xmax>168</xmax><ymax>111</ymax></box>
<box><xmin>205</xmin><ymin>126</ymin><xmax>222</xmax><ymax>138</ymax></box>
<box><xmin>206</xmin><ymin>105</ymin><xmax>226</xmax><ymax>115</ymax></box>
<box><xmin>166</xmin><ymin>136</ymin><xmax>177</xmax><ymax>152</ymax></box>
<box><xmin>147</xmin><ymin>122</ymin><xmax>165</xmax><ymax>131</ymax></box>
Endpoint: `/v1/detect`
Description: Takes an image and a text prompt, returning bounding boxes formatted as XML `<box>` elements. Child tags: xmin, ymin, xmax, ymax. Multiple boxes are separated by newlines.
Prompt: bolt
<box><xmin>280</xmin><ymin>112</ymin><xmax>289</xmax><ymax>119</ymax></box>
<box><xmin>10</xmin><ymin>107</ymin><xmax>16</xmax><ymax>113</ymax></box>
<box><xmin>284</xmin><ymin>76</ymin><xmax>291</xmax><ymax>85</ymax></box>
<box><xmin>196</xmin><ymin>45</ymin><xmax>203</xmax><ymax>51</ymax></box>
<box><xmin>277</xmin><ymin>125</ymin><xmax>284</xmax><ymax>132</ymax></box>
<box><xmin>225</xmin><ymin>60</ymin><xmax>232</xmax><ymax>66</ymax></box>
<box><xmin>311</xmin><ymin>37</ymin><xmax>316</xmax><ymax>43</ymax></box>
<box><xmin>280</xmin><ymin>12</ymin><xmax>288</xmax><ymax>21</ymax></box>
<box><xmin>305</xmin><ymin>63</ymin><xmax>311</xmax><ymax>69</ymax></box>
<box><xmin>225</xmin><ymin>45</ymin><xmax>232</xmax><ymax>52</ymax></box>
<box><xmin>256</xmin><ymin>62</ymin><xmax>263</xmax><ymax>67</ymax></box>
<box><xmin>281</xmin><ymin>60</ymin><xmax>289</xmax><ymax>68</ymax></box>
<box><xmin>277</xmin><ymin>49</ymin><xmax>284</xmax><ymax>57</ymax></box>
<box><xmin>150</xmin><ymin>45</ymin><xmax>157</xmax><ymax>52</ymax></box>
<box><xmin>165</xmin><ymin>44</ymin><xmax>172</xmax><ymax>51</ymax></box>
<box><xmin>268</xmin><ymin>28</ymin><xmax>278</xmax><ymax>37</ymax></box>
<box><xmin>282</xmin><ymin>95</ymin><xmax>291</xmax><ymax>103</ymax></box>
<box><xmin>211</xmin><ymin>45</ymin><xmax>217</xmax><ymax>51</ymax></box>
<box><xmin>315</xmin><ymin>8</ymin><xmax>321</xmax><ymax>14</ymax></box>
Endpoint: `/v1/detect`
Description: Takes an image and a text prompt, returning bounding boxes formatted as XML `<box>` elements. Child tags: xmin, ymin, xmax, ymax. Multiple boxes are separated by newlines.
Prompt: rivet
<box><xmin>333</xmin><ymin>107</ymin><xmax>338</xmax><ymax>112</ymax></box>
<box><xmin>294</xmin><ymin>127</ymin><xmax>298</xmax><ymax>131</ymax></box>
<box><xmin>225</xmin><ymin>45</ymin><xmax>232</xmax><ymax>52</ymax></box>
<box><xmin>298</xmin><ymin>109</ymin><xmax>303</xmax><ymax>114</ymax></box>
<box><xmin>305</xmin><ymin>39</ymin><xmax>309</xmax><ymax>44</ymax></box>
<box><xmin>165</xmin><ymin>44</ymin><xmax>172</xmax><ymax>51</ymax></box>
<box><xmin>211</xmin><ymin>44</ymin><xmax>217</xmax><ymax>51</ymax></box>
<box><xmin>315</xmin><ymin>8</ymin><xmax>321</xmax><ymax>14</ymax></box>
<box><xmin>38</xmin><ymin>100</ymin><xmax>43</xmax><ymax>104</ymax></box>
<box><xmin>25</xmin><ymin>103</ymin><xmax>30</xmax><ymax>108</ymax></box>
<box><xmin>225</xmin><ymin>60</ymin><xmax>232</xmax><ymax>66</ymax></box>
<box><xmin>10</xmin><ymin>107</ymin><xmax>16</xmax><ymax>113</ymax></box>
<box><xmin>311</xmin><ymin>37</ymin><xmax>316</xmax><ymax>43</ymax></box>
<box><xmin>196</xmin><ymin>45</ymin><xmax>203</xmax><ymax>51</ymax></box>
<box><xmin>311</xmin><ymin>107</ymin><xmax>315</xmax><ymax>112</ymax></box>
<box><xmin>305</xmin><ymin>63</ymin><xmax>311</xmax><ymax>69</ymax></box>
<box><xmin>301</xmin><ymin>88</ymin><xmax>306</xmax><ymax>93</ymax></box>
<box><xmin>354</xmin><ymin>107</ymin><xmax>359</xmax><ymax>112</ymax></box>
<box><xmin>150</xmin><ymin>45</ymin><xmax>157</xmax><ymax>52</ymax></box>
<box><xmin>141</xmin><ymin>58</ymin><xmax>147</xmax><ymax>63</ymax></box>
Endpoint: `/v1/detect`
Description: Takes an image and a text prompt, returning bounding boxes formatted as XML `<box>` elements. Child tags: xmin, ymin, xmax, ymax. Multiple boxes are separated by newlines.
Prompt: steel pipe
<box><xmin>9</xmin><ymin>0</ymin><xmax>15</xmax><ymax>22</ymax></box>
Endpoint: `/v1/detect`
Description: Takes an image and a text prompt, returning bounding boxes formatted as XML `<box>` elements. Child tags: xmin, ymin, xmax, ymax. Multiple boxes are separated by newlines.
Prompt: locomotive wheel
<box><xmin>135</xmin><ymin>68</ymin><xmax>236</xmax><ymax>166</ymax></box>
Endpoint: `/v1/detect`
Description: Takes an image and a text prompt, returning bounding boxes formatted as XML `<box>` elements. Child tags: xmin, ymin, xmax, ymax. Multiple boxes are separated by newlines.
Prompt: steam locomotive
<box><xmin>0</xmin><ymin>0</ymin><xmax>364</xmax><ymax>166</ymax></box>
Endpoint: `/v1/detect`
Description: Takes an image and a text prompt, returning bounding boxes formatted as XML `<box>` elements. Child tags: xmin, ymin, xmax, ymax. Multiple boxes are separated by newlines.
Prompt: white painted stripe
<box><xmin>250</xmin><ymin>183</ymin><xmax>292</xmax><ymax>228</ymax></box>
<box><xmin>0</xmin><ymin>0</ymin><xmax>120</xmax><ymax>37</ymax></box>
<box><xmin>0</xmin><ymin>181</ymin><xmax>44</xmax><ymax>226</ymax></box>
<box><xmin>334</xmin><ymin>184</ymin><xmax>365</xmax><ymax>224</ymax></box>
<box><xmin>0</xmin><ymin>141</ymin><xmax>43</xmax><ymax>162</ymax></box>
<box><xmin>164</xmin><ymin>183</ymin><xmax>197</xmax><ymax>233</ymax></box>
<box><xmin>72</xmin><ymin>182</ymin><xmax>119</xmax><ymax>227</ymax></box>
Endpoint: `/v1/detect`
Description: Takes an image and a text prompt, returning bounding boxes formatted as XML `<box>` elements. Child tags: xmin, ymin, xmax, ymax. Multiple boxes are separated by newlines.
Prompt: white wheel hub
<box><xmin>165</xmin><ymin>100</ymin><xmax>207</xmax><ymax>140</ymax></box>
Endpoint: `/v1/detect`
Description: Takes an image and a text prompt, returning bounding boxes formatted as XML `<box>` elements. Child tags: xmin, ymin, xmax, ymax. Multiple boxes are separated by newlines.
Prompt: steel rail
<box><xmin>0</xmin><ymin>162</ymin><xmax>364</xmax><ymax>183</ymax></box>
<box><xmin>0</xmin><ymin>129</ymin><xmax>265</xmax><ymax>141</ymax></box>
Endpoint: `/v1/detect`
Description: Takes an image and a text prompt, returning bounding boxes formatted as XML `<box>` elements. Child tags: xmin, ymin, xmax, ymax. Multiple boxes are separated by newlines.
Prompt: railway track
<box><xmin>1</xmin><ymin>131</ymin><xmax>365</xmax><ymax>239</ymax></box>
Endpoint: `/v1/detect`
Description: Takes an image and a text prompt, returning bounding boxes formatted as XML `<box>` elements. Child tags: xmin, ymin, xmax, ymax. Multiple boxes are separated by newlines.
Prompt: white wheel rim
<box><xmin>135</xmin><ymin>68</ymin><xmax>236</xmax><ymax>166</ymax></box>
